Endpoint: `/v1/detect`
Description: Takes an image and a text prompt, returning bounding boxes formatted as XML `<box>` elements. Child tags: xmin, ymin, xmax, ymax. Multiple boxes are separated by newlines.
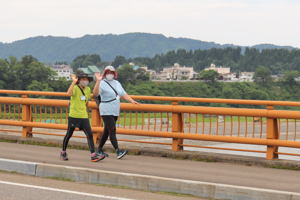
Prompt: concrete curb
<box><xmin>0</xmin><ymin>158</ymin><xmax>37</xmax><ymax>175</ymax></box>
<box><xmin>0</xmin><ymin>158</ymin><xmax>300</xmax><ymax>200</ymax></box>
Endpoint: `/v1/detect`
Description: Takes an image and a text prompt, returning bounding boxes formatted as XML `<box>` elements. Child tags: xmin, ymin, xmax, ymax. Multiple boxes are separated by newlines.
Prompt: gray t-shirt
<box><xmin>99</xmin><ymin>79</ymin><xmax>126</xmax><ymax>116</ymax></box>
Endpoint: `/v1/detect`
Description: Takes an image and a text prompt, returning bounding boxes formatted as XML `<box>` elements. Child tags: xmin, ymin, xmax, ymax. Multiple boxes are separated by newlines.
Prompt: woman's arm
<box><xmin>93</xmin><ymin>72</ymin><xmax>102</xmax><ymax>97</ymax></box>
<box><xmin>67</xmin><ymin>74</ymin><xmax>78</xmax><ymax>96</ymax></box>
<box><xmin>121</xmin><ymin>94</ymin><xmax>139</xmax><ymax>104</ymax></box>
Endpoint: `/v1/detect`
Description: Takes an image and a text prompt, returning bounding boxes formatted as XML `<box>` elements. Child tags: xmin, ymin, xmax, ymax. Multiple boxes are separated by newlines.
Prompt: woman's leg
<box><xmin>98</xmin><ymin>115</ymin><xmax>119</xmax><ymax>150</ymax></box>
<box><xmin>108</xmin><ymin>116</ymin><xmax>119</xmax><ymax>150</ymax></box>
<box><xmin>62</xmin><ymin>118</ymin><xmax>76</xmax><ymax>151</ymax></box>
<box><xmin>98</xmin><ymin>116</ymin><xmax>111</xmax><ymax>151</ymax></box>
<box><xmin>81</xmin><ymin>119</ymin><xmax>96</xmax><ymax>154</ymax></box>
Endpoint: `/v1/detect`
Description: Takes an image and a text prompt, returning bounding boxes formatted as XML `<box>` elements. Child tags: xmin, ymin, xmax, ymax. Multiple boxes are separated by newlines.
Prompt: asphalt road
<box><xmin>0</xmin><ymin>142</ymin><xmax>299</xmax><ymax>193</ymax></box>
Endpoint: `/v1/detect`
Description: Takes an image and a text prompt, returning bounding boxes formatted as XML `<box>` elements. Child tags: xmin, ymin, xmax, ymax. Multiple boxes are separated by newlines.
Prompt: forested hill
<box><xmin>0</xmin><ymin>33</ymin><xmax>295</xmax><ymax>63</ymax></box>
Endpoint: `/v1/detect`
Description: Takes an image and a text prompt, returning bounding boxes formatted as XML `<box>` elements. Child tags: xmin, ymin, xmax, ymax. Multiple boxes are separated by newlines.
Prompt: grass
<box><xmin>0</xmin><ymin>169</ymin><xmax>20</xmax><ymax>174</ymax></box>
<box><xmin>46</xmin><ymin>176</ymin><xmax>75</xmax><ymax>182</ymax></box>
<box><xmin>270</xmin><ymin>165</ymin><xmax>300</xmax><ymax>171</ymax></box>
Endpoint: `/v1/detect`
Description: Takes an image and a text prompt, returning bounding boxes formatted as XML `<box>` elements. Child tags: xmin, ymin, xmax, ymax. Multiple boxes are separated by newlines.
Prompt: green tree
<box><xmin>117</xmin><ymin>64</ymin><xmax>136</xmax><ymax>85</ymax></box>
<box><xmin>281</xmin><ymin>70</ymin><xmax>299</xmax><ymax>86</ymax></box>
<box><xmin>117</xmin><ymin>64</ymin><xmax>150</xmax><ymax>85</ymax></box>
<box><xmin>49</xmin><ymin>78</ymin><xmax>71</xmax><ymax>92</ymax></box>
<box><xmin>253</xmin><ymin>66</ymin><xmax>272</xmax><ymax>85</ymax></box>
<box><xmin>0</xmin><ymin>58</ymin><xmax>9</xmax><ymax>89</ymax></box>
<box><xmin>199</xmin><ymin>70</ymin><xmax>219</xmax><ymax>82</ymax></box>
<box><xmin>27</xmin><ymin>80</ymin><xmax>53</xmax><ymax>91</ymax></box>
<box><xmin>71</xmin><ymin>54</ymin><xmax>102</xmax><ymax>71</ymax></box>
<box><xmin>112</xmin><ymin>56</ymin><xmax>126</xmax><ymax>68</ymax></box>
<box><xmin>0</xmin><ymin>56</ymin><xmax>55</xmax><ymax>90</ymax></box>
<box><xmin>135</xmin><ymin>68</ymin><xmax>150</xmax><ymax>81</ymax></box>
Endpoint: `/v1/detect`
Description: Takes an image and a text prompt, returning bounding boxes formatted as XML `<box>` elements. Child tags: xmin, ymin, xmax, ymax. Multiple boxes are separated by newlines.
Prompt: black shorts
<box><xmin>68</xmin><ymin>117</ymin><xmax>90</xmax><ymax>131</ymax></box>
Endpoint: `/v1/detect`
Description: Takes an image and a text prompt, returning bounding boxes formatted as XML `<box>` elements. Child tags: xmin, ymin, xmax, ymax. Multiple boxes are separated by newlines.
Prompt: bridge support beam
<box><xmin>266</xmin><ymin>106</ymin><xmax>279</xmax><ymax>160</ymax></box>
<box><xmin>172</xmin><ymin>102</ymin><xmax>184</xmax><ymax>151</ymax></box>
<box><xmin>91</xmin><ymin>101</ymin><xmax>102</xmax><ymax>145</ymax></box>
<box><xmin>21</xmin><ymin>95</ymin><xmax>32</xmax><ymax>138</ymax></box>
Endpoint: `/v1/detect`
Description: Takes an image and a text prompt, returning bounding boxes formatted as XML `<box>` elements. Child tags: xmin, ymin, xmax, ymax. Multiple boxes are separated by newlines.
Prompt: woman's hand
<box><xmin>71</xmin><ymin>74</ymin><xmax>78</xmax><ymax>83</ymax></box>
<box><xmin>67</xmin><ymin>74</ymin><xmax>78</xmax><ymax>96</ymax></box>
<box><xmin>93</xmin><ymin>72</ymin><xmax>102</xmax><ymax>97</ymax></box>
<box><xmin>131</xmin><ymin>99</ymin><xmax>139</xmax><ymax>104</ymax></box>
<box><xmin>95</xmin><ymin>72</ymin><xmax>102</xmax><ymax>81</ymax></box>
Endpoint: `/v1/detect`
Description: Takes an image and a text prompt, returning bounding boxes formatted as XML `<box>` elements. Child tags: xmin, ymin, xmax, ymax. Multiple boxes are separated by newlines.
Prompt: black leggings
<box><xmin>63</xmin><ymin>117</ymin><xmax>95</xmax><ymax>153</ymax></box>
<box><xmin>98</xmin><ymin>115</ymin><xmax>119</xmax><ymax>151</ymax></box>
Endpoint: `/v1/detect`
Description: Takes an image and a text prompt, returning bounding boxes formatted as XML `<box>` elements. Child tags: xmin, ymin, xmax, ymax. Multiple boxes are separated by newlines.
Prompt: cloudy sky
<box><xmin>1</xmin><ymin>0</ymin><xmax>300</xmax><ymax>47</ymax></box>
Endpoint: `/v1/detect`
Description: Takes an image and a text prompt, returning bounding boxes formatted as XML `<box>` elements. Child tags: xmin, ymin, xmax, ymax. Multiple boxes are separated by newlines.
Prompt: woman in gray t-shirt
<box><xmin>93</xmin><ymin>66</ymin><xmax>138</xmax><ymax>159</ymax></box>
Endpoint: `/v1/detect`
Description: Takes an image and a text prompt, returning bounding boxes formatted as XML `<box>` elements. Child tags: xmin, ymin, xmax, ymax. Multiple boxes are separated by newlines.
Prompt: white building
<box><xmin>204</xmin><ymin>63</ymin><xmax>230</xmax><ymax>75</ymax></box>
<box><xmin>156</xmin><ymin>63</ymin><xmax>198</xmax><ymax>80</ymax></box>
<box><xmin>222</xmin><ymin>73</ymin><xmax>238</xmax><ymax>81</ymax></box>
<box><xmin>140</xmin><ymin>66</ymin><xmax>157</xmax><ymax>80</ymax></box>
<box><xmin>239</xmin><ymin>72</ymin><xmax>254</xmax><ymax>82</ymax></box>
<box><xmin>51</xmin><ymin>64</ymin><xmax>73</xmax><ymax>80</ymax></box>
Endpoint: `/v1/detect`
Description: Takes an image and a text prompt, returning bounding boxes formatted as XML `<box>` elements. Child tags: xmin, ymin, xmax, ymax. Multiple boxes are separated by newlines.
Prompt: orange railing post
<box><xmin>266</xmin><ymin>106</ymin><xmax>279</xmax><ymax>160</ymax></box>
<box><xmin>172</xmin><ymin>102</ymin><xmax>184</xmax><ymax>151</ymax></box>
<box><xmin>91</xmin><ymin>101</ymin><xmax>102</xmax><ymax>145</ymax></box>
<box><xmin>21</xmin><ymin>95</ymin><xmax>33</xmax><ymax>137</ymax></box>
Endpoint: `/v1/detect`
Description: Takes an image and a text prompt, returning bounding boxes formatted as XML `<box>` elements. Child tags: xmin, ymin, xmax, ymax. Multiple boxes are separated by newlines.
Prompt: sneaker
<box><xmin>60</xmin><ymin>151</ymin><xmax>68</xmax><ymax>161</ymax></box>
<box><xmin>116</xmin><ymin>149</ymin><xmax>128</xmax><ymax>159</ymax></box>
<box><xmin>91</xmin><ymin>153</ymin><xmax>105</xmax><ymax>162</ymax></box>
<box><xmin>97</xmin><ymin>150</ymin><xmax>109</xmax><ymax>158</ymax></box>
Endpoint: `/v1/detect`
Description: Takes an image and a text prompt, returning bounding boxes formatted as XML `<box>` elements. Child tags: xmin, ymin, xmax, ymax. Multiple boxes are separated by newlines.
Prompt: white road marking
<box><xmin>0</xmin><ymin>180</ymin><xmax>135</xmax><ymax>200</ymax></box>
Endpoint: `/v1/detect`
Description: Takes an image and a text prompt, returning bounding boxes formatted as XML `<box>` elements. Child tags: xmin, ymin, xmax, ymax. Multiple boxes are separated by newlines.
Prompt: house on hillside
<box><xmin>204</xmin><ymin>63</ymin><xmax>230</xmax><ymax>75</ymax></box>
<box><xmin>78</xmin><ymin>65</ymin><xmax>102</xmax><ymax>75</ymax></box>
<box><xmin>51</xmin><ymin>64</ymin><xmax>73</xmax><ymax>80</ymax></box>
<box><xmin>239</xmin><ymin>72</ymin><xmax>254</xmax><ymax>82</ymax></box>
<box><xmin>156</xmin><ymin>63</ymin><xmax>198</xmax><ymax>80</ymax></box>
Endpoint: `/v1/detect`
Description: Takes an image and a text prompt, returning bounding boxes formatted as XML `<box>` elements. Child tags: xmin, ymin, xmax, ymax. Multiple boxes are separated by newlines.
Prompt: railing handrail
<box><xmin>0</xmin><ymin>90</ymin><xmax>69</xmax><ymax>97</ymax></box>
<box><xmin>1</xmin><ymin>96</ymin><xmax>300</xmax><ymax>119</ymax></box>
<box><xmin>1</xmin><ymin>119</ymin><xmax>300</xmax><ymax>149</ymax></box>
<box><xmin>1</xmin><ymin>89</ymin><xmax>300</xmax><ymax>107</ymax></box>
<box><xmin>0</xmin><ymin>93</ymin><xmax>299</xmax><ymax>160</ymax></box>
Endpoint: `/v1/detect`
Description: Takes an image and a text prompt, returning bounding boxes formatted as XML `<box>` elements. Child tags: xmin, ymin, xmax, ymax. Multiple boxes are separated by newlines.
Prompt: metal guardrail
<box><xmin>1</xmin><ymin>90</ymin><xmax>300</xmax><ymax>160</ymax></box>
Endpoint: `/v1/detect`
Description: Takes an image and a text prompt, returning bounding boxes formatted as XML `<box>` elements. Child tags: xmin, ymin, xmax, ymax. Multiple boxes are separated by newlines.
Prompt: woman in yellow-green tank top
<box><xmin>60</xmin><ymin>72</ymin><xmax>104</xmax><ymax>162</ymax></box>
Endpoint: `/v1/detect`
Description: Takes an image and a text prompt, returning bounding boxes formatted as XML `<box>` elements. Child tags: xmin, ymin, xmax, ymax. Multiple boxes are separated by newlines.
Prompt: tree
<box><xmin>135</xmin><ymin>68</ymin><xmax>150</xmax><ymax>81</ymax></box>
<box><xmin>117</xmin><ymin>64</ymin><xmax>150</xmax><ymax>85</ymax></box>
<box><xmin>112</xmin><ymin>56</ymin><xmax>126</xmax><ymax>68</ymax></box>
<box><xmin>21</xmin><ymin>55</ymin><xmax>38</xmax><ymax>67</ymax></box>
<box><xmin>253</xmin><ymin>66</ymin><xmax>272</xmax><ymax>85</ymax></box>
<box><xmin>281</xmin><ymin>70</ymin><xmax>299</xmax><ymax>86</ymax></box>
<box><xmin>49</xmin><ymin>78</ymin><xmax>71</xmax><ymax>92</ymax></box>
<box><xmin>27</xmin><ymin>80</ymin><xmax>53</xmax><ymax>91</ymax></box>
<box><xmin>0</xmin><ymin>56</ymin><xmax>55</xmax><ymax>90</ymax></box>
<box><xmin>117</xmin><ymin>64</ymin><xmax>136</xmax><ymax>85</ymax></box>
<box><xmin>0</xmin><ymin>58</ymin><xmax>9</xmax><ymax>89</ymax></box>
<box><xmin>71</xmin><ymin>54</ymin><xmax>102</xmax><ymax>71</ymax></box>
<box><xmin>199</xmin><ymin>70</ymin><xmax>219</xmax><ymax>82</ymax></box>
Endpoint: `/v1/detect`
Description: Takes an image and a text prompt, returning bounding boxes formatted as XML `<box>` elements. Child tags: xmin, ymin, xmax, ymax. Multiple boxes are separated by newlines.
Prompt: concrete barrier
<box><xmin>34</xmin><ymin>163</ymin><xmax>300</xmax><ymax>200</ymax></box>
<box><xmin>0</xmin><ymin>158</ymin><xmax>36</xmax><ymax>175</ymax></box>
<box><xmin>1</xmin><ymin>158</ymin><xmax>300</xmax><ymax>200</ymax></box>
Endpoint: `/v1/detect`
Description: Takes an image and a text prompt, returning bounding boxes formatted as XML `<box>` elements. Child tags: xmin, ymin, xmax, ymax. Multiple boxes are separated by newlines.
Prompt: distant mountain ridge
<box><xmin>0</xmin><ymin>33</ymin><xmax>296</xmax><ymax>63</ymax></box>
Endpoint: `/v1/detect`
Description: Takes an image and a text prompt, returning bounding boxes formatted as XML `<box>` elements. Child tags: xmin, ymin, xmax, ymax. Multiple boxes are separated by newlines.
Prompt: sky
<box><xmin>1</xmin><ymin>0</ymin><xmax>300</xmax><ymax>47</ymax></box>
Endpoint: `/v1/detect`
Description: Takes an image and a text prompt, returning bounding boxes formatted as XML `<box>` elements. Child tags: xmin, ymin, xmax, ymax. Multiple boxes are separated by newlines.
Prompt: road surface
<box><xmin>0</xmin><ymin>142</ymin><xmax>299</xmax><ymax>193</ymax></box>
<box><xmin>0</xmin><ymin>172</ymin><xmax>202</xmax><ymax>200</ymax></box>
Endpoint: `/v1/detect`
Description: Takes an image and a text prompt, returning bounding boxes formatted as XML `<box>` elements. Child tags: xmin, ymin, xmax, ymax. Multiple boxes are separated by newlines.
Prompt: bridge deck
<box><xmin>0</xmin><ymin>142</ymin><xmax>299</xmax><ymax>193</ymax></box>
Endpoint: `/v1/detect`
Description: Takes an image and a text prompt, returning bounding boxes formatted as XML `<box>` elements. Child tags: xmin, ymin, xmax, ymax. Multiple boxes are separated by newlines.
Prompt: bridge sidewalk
<box><xmin>0</xmin><ymin>142</ymin><xmax>299</xmax><ymax>193</ymax></box>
